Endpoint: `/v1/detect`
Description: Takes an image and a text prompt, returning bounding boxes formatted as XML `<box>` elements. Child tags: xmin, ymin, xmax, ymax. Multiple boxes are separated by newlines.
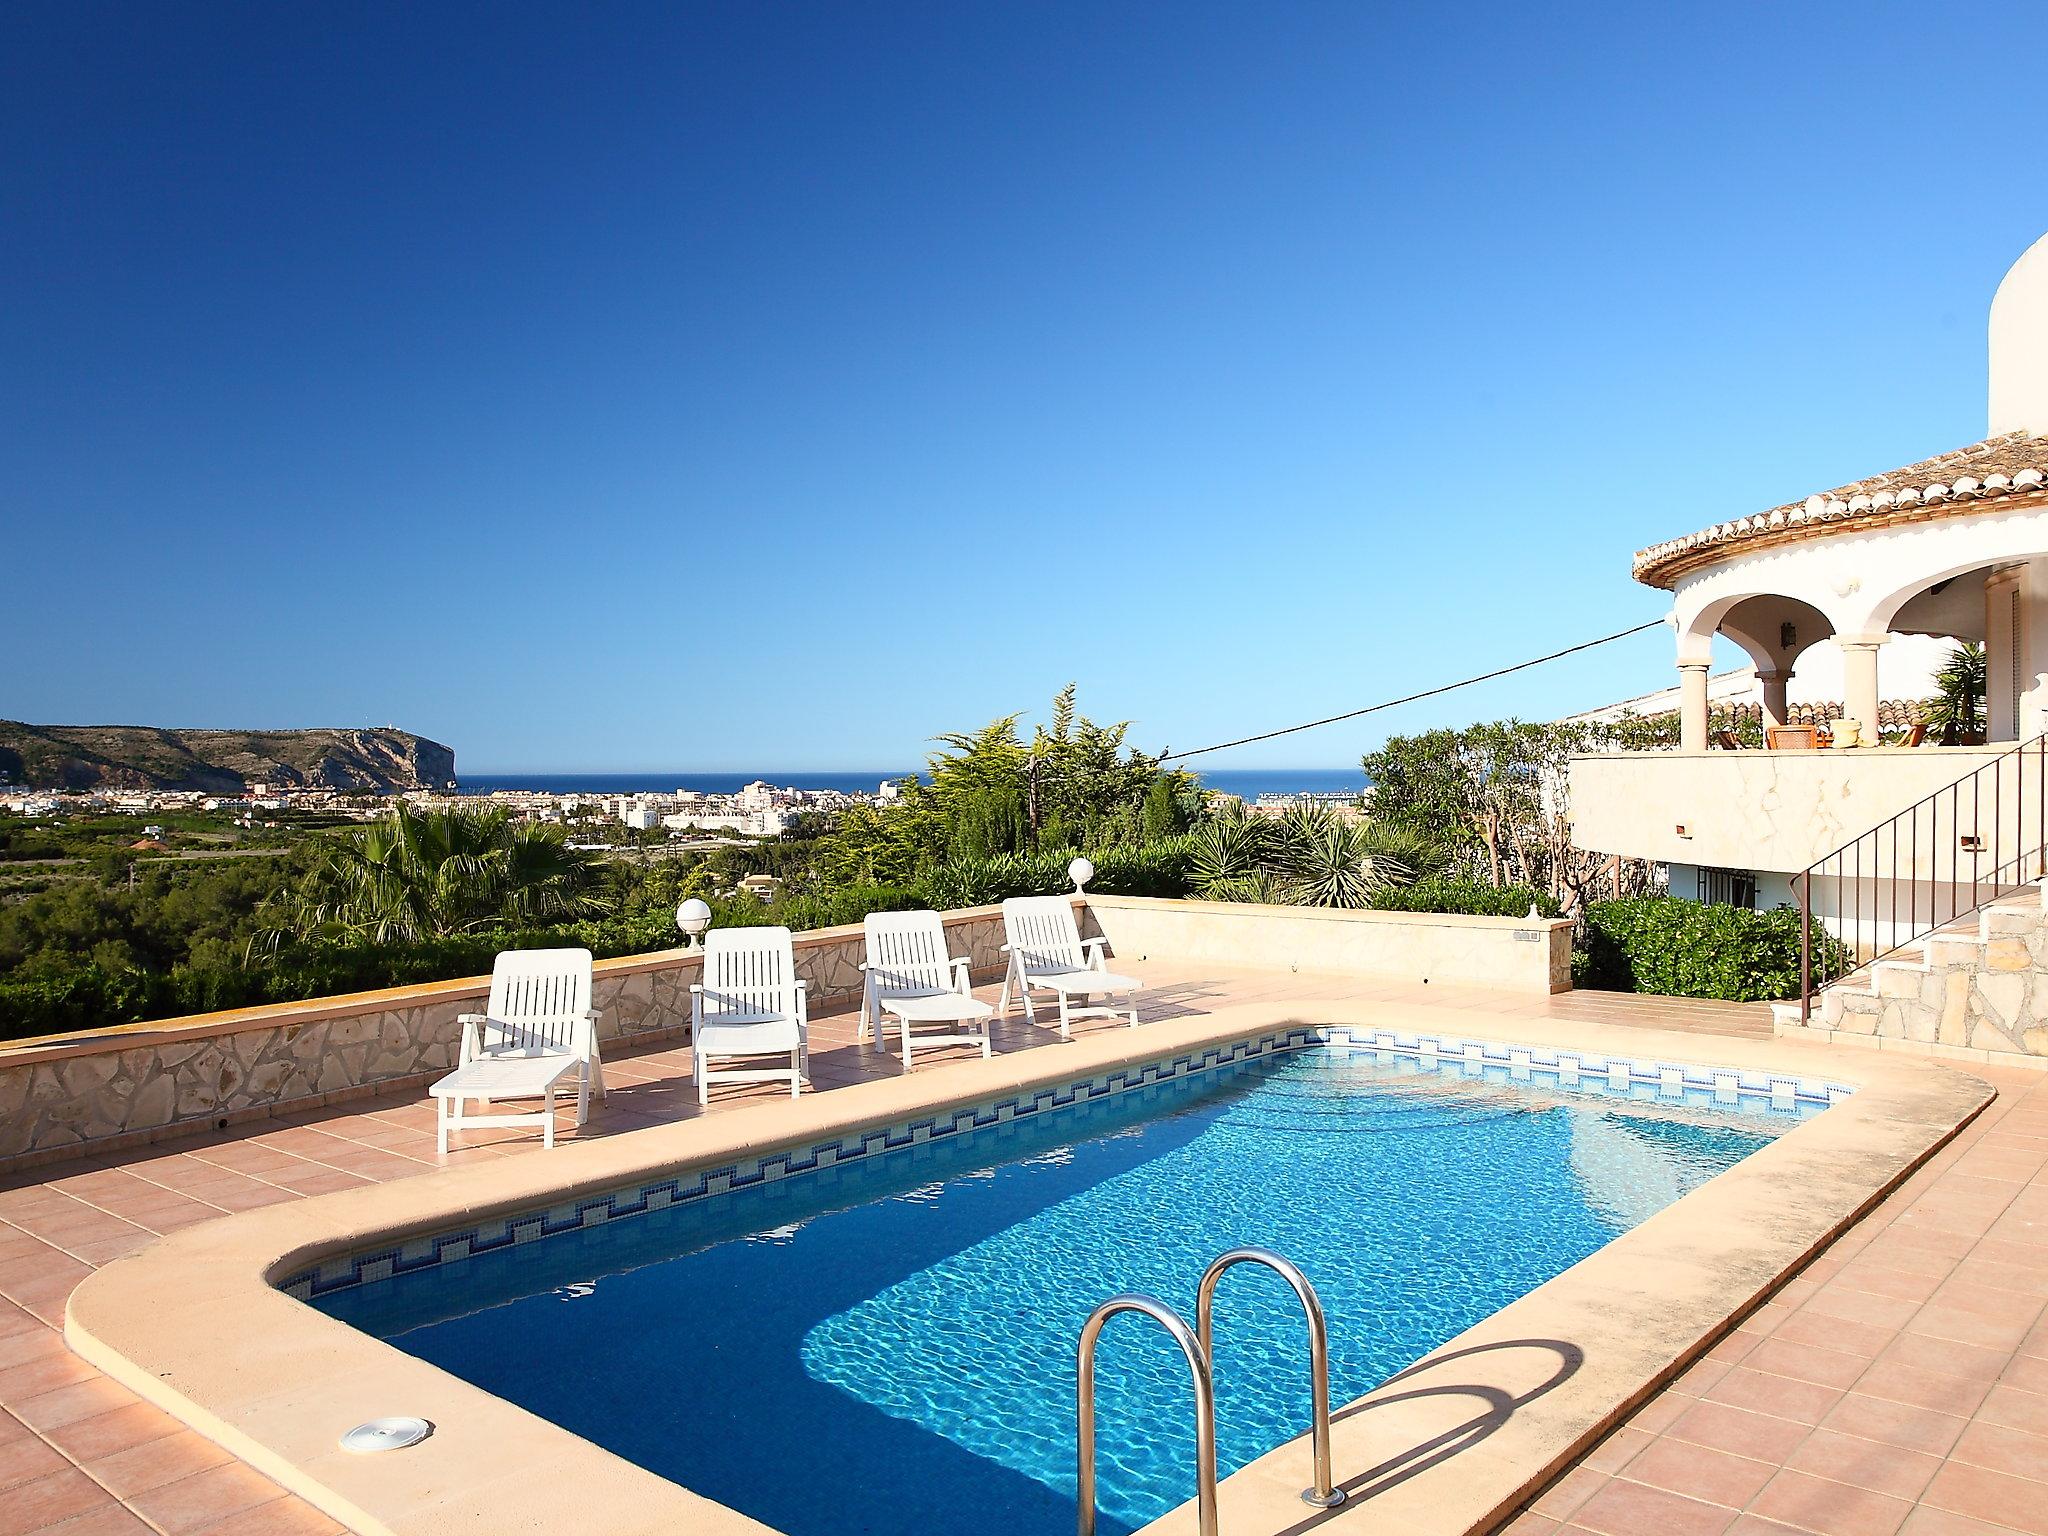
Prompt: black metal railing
<box><xmin>1797</xmin><ymin>734</ymin><xmax>2048</xmax><ymax>1022</ymax></box>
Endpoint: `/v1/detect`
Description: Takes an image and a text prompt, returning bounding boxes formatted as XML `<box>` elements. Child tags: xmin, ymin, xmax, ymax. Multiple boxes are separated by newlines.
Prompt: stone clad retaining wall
<box><xmin>0</xmin><ymin>898</ymin><xmax>1568</xmax><ymax>1170</ymax></box>
<box><xmin>0</xmin><ymin>906</ymin><xmax>1014</xmax><ymax>1170</ymax></box>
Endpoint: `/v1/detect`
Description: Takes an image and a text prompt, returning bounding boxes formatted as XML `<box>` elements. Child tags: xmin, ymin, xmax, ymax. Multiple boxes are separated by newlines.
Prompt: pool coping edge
<box><xmin>62</xmin><ymin>998</ymin><xmax>1993</xmax><ymax>1536</ymax></box>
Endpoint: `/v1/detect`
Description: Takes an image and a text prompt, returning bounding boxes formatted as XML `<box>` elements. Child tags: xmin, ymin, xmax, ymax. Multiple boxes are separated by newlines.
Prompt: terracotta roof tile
<box><xmin>1634</xmin><ymin>430</ymin><xmax>2048</xmax><ymax>587</ymax></box>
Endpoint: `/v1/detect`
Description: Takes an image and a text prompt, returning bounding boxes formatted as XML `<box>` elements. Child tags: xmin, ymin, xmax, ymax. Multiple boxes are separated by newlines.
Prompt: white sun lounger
<box><xmin>434</xmin><ymin>947</ymin><xmax>605</xmax><ymax>1152</ymax></box>
<box><xmin>691</xmin><ymin>926</ymin><xmax>808</xmax><ymax>1103</ymax></box>
<box><xmin>432</xmin><ymin>1054</ymin><xmax>589</xmax><ymax>1155</ymax></box>
<box><xmin>997</xmin><ymin>895</ymin><xmax>1142</xmax><ymax>1037</ymax></box>
<box><xmin>859</xmin><ymin>910</ymin><xmax>994</xmax><ymax>1071</ymax></box>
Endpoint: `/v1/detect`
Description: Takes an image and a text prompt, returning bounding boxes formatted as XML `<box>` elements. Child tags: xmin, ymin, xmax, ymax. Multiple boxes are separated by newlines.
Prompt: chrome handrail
<box><xmin>1197</xmin><ymin>1247</ymin><xmax>1345</xmax><ymax>1509</ymax></box>
<box><xmin>1076</xmin><ymin>1294</ymin><xmax>1217</xmax><ymax>1536</ymax></box>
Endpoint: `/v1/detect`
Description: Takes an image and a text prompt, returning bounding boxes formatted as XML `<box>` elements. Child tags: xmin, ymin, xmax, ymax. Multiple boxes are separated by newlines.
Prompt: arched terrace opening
<box><xmin>1673</xmin><ymin>591</ymin><xmax>1844</xmax><ymax>751</ymax></box>
<box><xmin>1714</xmin><ymin>594</ymin><xmax>1837</xmax><ymax>730</ymax></box>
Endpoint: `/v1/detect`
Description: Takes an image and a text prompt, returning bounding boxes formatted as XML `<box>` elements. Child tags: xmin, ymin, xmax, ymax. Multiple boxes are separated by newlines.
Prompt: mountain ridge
<box><xmin>0</xmin><ymin>722</ymin><xmax>456</xmax><ymax>794</ymax></box>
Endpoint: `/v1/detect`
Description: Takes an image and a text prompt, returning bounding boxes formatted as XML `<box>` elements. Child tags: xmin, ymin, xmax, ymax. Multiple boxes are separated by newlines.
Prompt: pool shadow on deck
<box><xmin>1265</xmin><ymin>1337</ymin><xmax>1585</xmax><ymax>1530</ymax></box>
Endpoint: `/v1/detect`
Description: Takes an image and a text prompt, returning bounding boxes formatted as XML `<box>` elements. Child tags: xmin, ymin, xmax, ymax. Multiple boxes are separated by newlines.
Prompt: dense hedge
<box><xmin>1369</xmin><ymin>879</ymin><xmax>1561</xmax><ymax>918</ymax></box>
<box><xmin>914</xmin><ymin>839</ymin><xmax>1194</xmax><ymax>910</ymax></box>
<box><xmin>1572</xmin><ymin>896</ymin><xmax>1844</xmax><ymax>1002</ymax></box>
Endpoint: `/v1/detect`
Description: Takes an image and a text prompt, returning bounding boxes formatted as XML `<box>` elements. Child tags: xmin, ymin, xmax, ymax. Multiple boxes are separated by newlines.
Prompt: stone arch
<box><xmin>1675</xmin><ymin>589</ymin><xmax>1839</xmax><ymax>667</ymax></box>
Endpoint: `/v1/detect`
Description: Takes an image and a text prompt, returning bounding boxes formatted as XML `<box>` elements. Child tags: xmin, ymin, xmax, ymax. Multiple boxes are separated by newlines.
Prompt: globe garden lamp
<box><xmin>676</xmin><ymin>898</ymin><xmax>712</xmax><ymax>950</ymax></box>
<box><xmin>1068</xmin><ymin>857</ymin><xmax>1095</xmax><ymax>894</ymax></box>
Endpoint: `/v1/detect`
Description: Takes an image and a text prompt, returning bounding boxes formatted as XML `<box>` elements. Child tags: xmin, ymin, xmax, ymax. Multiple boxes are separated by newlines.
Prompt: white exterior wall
<box><xmin>1991</xmin><ymin>231</ymin><xmax>2048</xmax><ymax>437</ymax></box>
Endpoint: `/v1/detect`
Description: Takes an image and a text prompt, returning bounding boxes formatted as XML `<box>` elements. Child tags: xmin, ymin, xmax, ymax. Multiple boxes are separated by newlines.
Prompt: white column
<box><xmin>1757</xmin><ymin>669</ymin><xmax>1792</xmax><ymax>729</ymax></box>
<box><xmin>1679</xmin><ymin>661</ymin><xmax>1711</xmax><ymax>753</ymax></box>
<box><xmin>2020</xmin><ymin>560</ymin><xmax>2048</xmax><ymax>741</ymax></box>
<box><xmin>1838</xmin><ymin>636</ymin><xmax>1886</xmax><ymax>742</ymax></box>
<box><xmin>1987</xmin><ymin>572</ymin><xmax>2019</xmax><ymax>742</ymax></box>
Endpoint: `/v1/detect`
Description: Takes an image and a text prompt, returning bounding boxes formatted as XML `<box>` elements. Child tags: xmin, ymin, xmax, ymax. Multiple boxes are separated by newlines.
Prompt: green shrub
<box><xmin>1091</xmin><ymin>838</ymin><xmax>1194</xmax><ymax>898</ymax></box>
<box><xmin>915</xmin><ymin>850</ymin><xmax>1072</xmax><ymax>910</ymax></box>
<box><xmin>1369</xmin><ymin>879</ymin><xmax>1559</xmax><ymax>918</ymax></box>
<box><xmin>1574</xmin><ymin>896</ymin><xmax>1845</xmax><ymax>1001</ymax></box>
<box><xmin>909</xmin><ymin>839</ymin><xmax>1196</xmax><ymax>911</ymax></box>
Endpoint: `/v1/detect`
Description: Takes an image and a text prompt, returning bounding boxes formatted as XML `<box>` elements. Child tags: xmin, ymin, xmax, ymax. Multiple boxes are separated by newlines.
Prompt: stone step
<box><xmin>1923</xmin><ymin>932</ymin><xmax>1988</xmax><ymax>966</ymax></box>
<box><xmin>1980</xmin><ymin>904</ymin><xmax>2040</xmax><ymax>938</ymax></box>
<box><xmin>1873</xmin><ymin>960</ymin><xmax>1931</xmax><ymax>998</ymax></box>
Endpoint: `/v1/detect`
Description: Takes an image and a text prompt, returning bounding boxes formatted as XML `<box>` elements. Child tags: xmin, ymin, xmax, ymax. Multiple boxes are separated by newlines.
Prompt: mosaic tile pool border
<box><xmin>281</xmin><ymin>1027</ymin><xmax>1855</xmax><ymax>1302</ymax></box>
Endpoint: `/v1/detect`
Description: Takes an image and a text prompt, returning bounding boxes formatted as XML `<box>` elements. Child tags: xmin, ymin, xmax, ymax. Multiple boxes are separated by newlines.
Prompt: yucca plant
<box><xmin>1278</xmin><ymin>807</ymin><xmax>1428</xmax><ymax>908</ymax></box>
<box><xmin>1188</xmin><ymin>809</ymin><xmax>1276</xmax><ymax>898</ymax></box>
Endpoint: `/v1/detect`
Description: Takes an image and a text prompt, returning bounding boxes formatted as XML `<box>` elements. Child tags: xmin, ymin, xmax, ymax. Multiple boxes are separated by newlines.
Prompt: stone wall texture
<box><xmin>0</xmin><ymin>906</ymin><xmax>1018</xmax><ymax>1167</ymax></box>
<box><xmin>1780</xmin><ymin>882</ymin><xmax>2048</xmax><ymax>1068</ymax></box>
<box><xmin>0</xmin><ymin>897</ymin><xmax>1560</xmax><ymax>1168</ymax></box>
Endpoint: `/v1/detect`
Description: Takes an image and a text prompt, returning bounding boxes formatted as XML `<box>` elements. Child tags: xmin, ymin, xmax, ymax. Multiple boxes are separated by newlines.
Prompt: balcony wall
<box><xmin>1569</xmin><ymin>748</ymin><xmax>2019</xmax><ymax>875</ymax></box>
<box><xmin>0</xmin><ymin>898</ymin><xmax>1572</xmax><ymax>1171</ymax></box>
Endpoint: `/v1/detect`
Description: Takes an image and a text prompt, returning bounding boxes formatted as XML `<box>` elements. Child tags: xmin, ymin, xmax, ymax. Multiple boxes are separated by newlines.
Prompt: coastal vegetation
<box><xmin>0</xmin><ymin>691</ymin><xmax>1881</xmax><ymax>1039</ymax></box>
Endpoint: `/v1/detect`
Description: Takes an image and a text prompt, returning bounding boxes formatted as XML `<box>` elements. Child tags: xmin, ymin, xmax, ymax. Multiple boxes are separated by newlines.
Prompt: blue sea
<box><xmin>456</xmin><ymin>768</ymin><xmax>1367</xmax><ymax>800</ymax></box>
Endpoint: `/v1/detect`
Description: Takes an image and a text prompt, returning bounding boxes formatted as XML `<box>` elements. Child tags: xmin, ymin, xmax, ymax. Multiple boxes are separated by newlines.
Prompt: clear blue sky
<box><xmin>5</xmin><ymin>3</ymin><xmax>2045</xmax><ymax>773</ymax></box>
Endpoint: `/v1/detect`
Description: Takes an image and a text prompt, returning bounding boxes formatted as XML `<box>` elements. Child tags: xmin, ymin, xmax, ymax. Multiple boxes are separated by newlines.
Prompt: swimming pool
<box><xmin>304</xmin><ymin>1034</ymin><xmax>1835</xmax><ymax>1536</ymax></box>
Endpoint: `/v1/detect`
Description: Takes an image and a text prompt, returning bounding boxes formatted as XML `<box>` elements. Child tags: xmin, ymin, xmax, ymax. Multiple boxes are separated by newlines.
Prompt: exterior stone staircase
<box><xmin>1772</xmin><ymin>880</ymin><xmax>2048</xmax><ymax>1063</ymax></box>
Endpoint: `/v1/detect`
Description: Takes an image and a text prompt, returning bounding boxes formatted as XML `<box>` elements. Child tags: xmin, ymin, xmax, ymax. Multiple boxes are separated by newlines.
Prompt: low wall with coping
<box><xmin>1081</xmin><ymin>894</ymin><xmax>1574</xmax><ymax>995</ymax></box>
<box><xmin>0</xmin><ymin>906</ymin><xmax>1016</xmax><ymax>1170</ymax></box>
<box><xmin>0</xmin><ymin>897</ymin><xmax>1568</xmax><ymax>1170</ymax></box>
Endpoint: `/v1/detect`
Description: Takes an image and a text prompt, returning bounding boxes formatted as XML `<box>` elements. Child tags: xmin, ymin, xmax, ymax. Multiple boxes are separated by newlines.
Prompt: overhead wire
<box><xmin>1160</xmin><ymin>618</ymin><xmax>1666</xmax><ymax>762</ymax></box>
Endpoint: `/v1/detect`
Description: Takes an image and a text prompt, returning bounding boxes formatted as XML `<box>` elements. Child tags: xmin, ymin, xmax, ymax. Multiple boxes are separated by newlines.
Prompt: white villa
<box><xmin>1571</xmin><ymin>232</ymin><xmax>2048</xmax><ymax>1034</ymax></box>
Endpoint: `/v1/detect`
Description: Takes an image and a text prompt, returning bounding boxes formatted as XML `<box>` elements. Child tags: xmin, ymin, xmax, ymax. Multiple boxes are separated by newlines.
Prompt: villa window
<box><xmin>1695</xmin><ymin>866</ymin><xmax>1757</xmax><ymax>910</ymax></box>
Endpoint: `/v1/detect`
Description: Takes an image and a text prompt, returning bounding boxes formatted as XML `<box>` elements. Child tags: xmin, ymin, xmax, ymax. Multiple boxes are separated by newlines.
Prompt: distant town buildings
<box><xmin>0</xmin><ymin>776</ymin><xmax>905</xmax><ymax>844</ymax></box>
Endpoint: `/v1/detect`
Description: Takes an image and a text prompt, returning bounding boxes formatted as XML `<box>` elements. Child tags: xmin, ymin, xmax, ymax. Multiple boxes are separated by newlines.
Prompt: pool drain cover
<box><xmin>340</xmin><ymin>1416</ymin><xmax>433</xmax><ymax>1454</ymax></box>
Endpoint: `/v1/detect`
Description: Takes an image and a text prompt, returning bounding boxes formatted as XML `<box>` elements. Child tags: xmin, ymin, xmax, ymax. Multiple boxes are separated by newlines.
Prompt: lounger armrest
<box><xmin>949</xmin><ymin>955</ymin><xmax>973</xmax><ymax>993</ymax></box>
<box><xmin>688</xmin><ymin>983</ymin><xmax>704</xmax><ymax>994</ymax></box>
<box><xmin>1080</xmin><ymin>936</ymin><xmax>1110</xmax><ymax>970</ymax></box>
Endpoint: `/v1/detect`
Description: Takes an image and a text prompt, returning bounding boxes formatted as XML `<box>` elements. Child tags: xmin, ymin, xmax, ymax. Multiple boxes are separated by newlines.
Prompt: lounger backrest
<box><xmin>700</xmin><ymin>926</ymin><xmax>799</xmax><ymax>1022</ymax></box>
<box><xmin>1002</xmin><ymin>896</ymin><xmax>1084</xmax><ymax>975</ymax></box>
<box><xmin>864</xmin><ymin>910</ymin><xmax>952</xmax><ymax>997</ymax></box>
<box><xmin>484</xmin><ymin>947</ymin><xmax>593</xmax><ymax>1053</ymax></box>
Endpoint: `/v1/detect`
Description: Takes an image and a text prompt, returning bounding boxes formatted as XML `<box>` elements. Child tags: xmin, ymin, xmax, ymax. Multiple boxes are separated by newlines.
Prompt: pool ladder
<box><xmin>1076</xmin><ymin>1247</ymin><xmax>1344</xmax><ymax>1536</ymax></box>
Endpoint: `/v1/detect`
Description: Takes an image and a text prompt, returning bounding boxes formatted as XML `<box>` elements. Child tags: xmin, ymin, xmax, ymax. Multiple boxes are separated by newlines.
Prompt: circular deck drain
<box><xmin>340</xmin><ymin>1417</ymin><xmax>434</xmax><ymax>1454</ymax></box>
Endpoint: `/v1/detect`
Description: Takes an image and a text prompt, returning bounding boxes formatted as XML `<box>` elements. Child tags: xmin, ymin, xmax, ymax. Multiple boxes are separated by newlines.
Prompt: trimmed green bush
<box><xmin>1369</xmin><ymin>879</ymin><xmax>1560</xmax><ymax>918</ymax></box>
<box><xmin>1573</xmin><ymin>896</ymin><xmax>1844</xmax><ymax>1002</ymax></box>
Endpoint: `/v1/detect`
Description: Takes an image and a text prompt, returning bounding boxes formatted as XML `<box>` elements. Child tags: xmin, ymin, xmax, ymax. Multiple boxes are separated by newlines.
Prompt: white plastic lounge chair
<box><xmin>997</xmin><ymin>895</ymin><xmax>1142</xmax><ymax>1036</ymax></box>
<box><xmin>859</xmin><ymin>910</ymin><xmax>994</xmax><ymax>1071</ymax></box>
<box><xmin>691</xmin><ymin>926</ymin><xmax>808</xmax><ymax>1103</ymax></box>
<box><xmin>433</xmin><ymin>947</ymin><xmax>605</xmax><ymax>1152</ymax></box>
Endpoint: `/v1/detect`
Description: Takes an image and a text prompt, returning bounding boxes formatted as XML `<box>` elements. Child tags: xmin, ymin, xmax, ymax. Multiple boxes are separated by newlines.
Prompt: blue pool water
<box><xmin>316</xmin><ymin>1047</ymin><xmax>1816</xmax><ymax>1535</ymax></box>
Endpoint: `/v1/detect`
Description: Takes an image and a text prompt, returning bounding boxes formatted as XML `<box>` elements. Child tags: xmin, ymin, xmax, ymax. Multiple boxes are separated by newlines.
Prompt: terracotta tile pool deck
<box><xmin>1</xmin><ymin>966</ymin><xmax>2041</xmax><ymax>1536</ymax></box>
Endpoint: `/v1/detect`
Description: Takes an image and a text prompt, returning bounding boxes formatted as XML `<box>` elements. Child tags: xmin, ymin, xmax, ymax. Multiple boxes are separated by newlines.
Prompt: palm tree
<box><xmin>1924</xmin><ymin>642</ymin><xmax>1986</xmax><ymax>743</ymax></box>
<box><xmin>258</xmin><ymin>803</ymin><xmax>608</xmax><ymax>947</ymax></box>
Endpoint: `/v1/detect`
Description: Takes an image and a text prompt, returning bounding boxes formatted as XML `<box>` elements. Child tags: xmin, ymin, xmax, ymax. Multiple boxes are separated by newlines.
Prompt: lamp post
<box><xmin>1068</xmin><ymin>856</ymin><xmax>1094</xmax><ymax>894</ymax></box>
<box><xmin>676</xmin><ymin>898</ymin><xmax>712</xmax><ymax>951</ymax></box>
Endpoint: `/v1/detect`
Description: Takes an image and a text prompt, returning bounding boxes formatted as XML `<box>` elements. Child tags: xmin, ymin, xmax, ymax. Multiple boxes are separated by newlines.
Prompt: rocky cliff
<box><xmin>0</xmin><ymin>723</ymin><xmax>456</xmax><ymax>794</ymax></box>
